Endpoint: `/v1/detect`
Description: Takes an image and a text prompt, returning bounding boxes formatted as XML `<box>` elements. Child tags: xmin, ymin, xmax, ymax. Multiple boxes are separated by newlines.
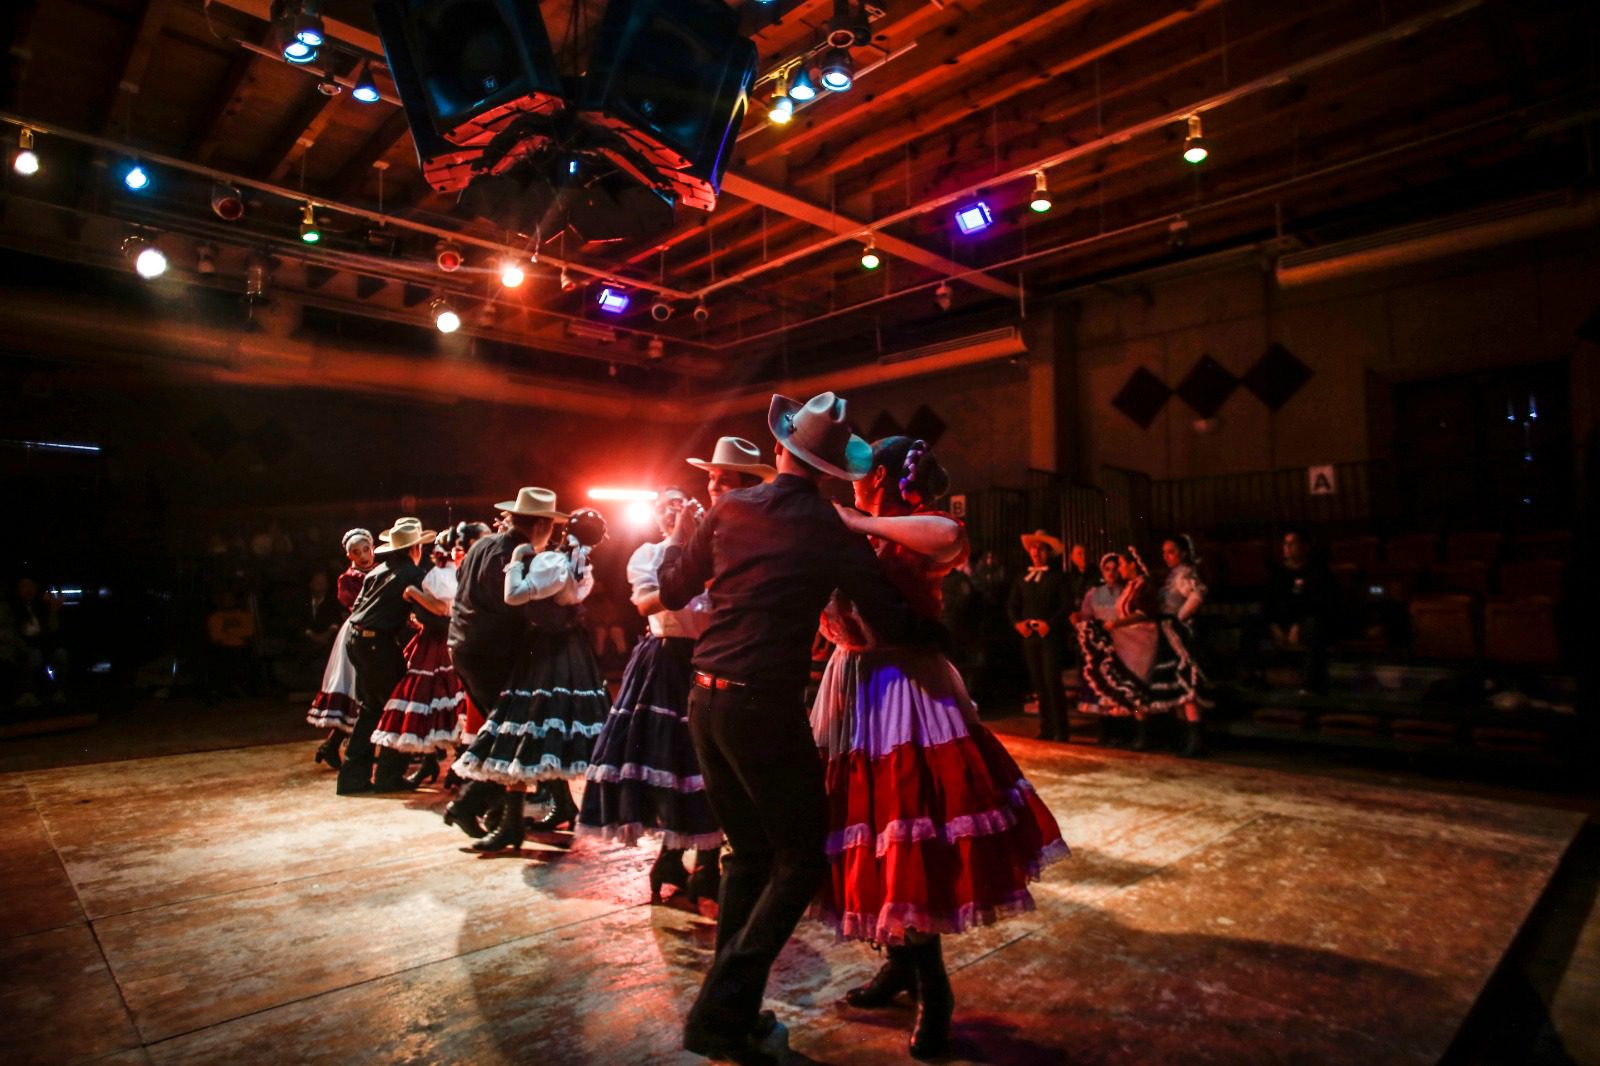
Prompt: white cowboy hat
<box><xmin>1020</xmin><ymin>529</ymin><xmax>1065</xmax><ymax>555</ymax></box>
<box><xmin>381</xmin><ymin>518</ymin><xmax>436</xmax><ymax>551</ymax></box>
<box><xmin>686</xmin><ymin>436</ymin><xmax>777</xmax><ymax>481</ymax></box>
<box><xmin>493</xmin><ymin>486</ymin><xmax>569</xmax><ymax>519</ymax></box>
<box><xmin>767</xmin><ymin>391</ymin><xmax>872</xmax><ymax>481</ymax></box>
<box><xmin>377</xmin><ymin>517</ymin><xmax>420</xmax><ymax>543</ymax></box>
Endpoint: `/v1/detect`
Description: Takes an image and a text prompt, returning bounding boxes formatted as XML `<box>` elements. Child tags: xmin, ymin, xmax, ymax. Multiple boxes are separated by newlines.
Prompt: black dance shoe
<box><xmin>845</xmin><ymin>945</ymin><xmax>917</xmax><ymax>1008</ymax></box>
<box><xmin>313</xmin><ymin>731</ymin><xmax>343</xmax><ymax>771</ymax></box>
<box><xmin>1179</xmin><ymin>720</ymin><xmax>1206</xmax><ymax>758</ymax></box>
<box><xmin>404</xmin><ymin>753</ymin><xmax>441</xmax><ymax>788</ymax></box>
<box><xmin>685</xmin><ymin>849</ymin><xmax>721</xmax><ymax>905</ymax></box>
<box><xmin>649</xmin><ymin>848</ymin><xmax>689</xmax><ymax>904</ymax></box>
<box><xmin>683</xmin><ymin>1024</ymin><xmax>779</xmax><ymax>1066</ymax></box>
<box><xmin>471</xmin><ymin>791</ymin><xmax>526</xmax><ymax>852</ymax></box>
<box><xmin>526</xmin><ymin>779</ymin><xmax>578</xmax><ymax>832</ymax></box>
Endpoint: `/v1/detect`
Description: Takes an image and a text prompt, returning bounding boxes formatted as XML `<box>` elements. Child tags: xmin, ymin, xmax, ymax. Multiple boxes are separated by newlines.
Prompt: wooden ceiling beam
<box><xmin>327</xmin><ymin>108</ymin><xmax>411</xmax><ymax>200</ymax></box>
<box><xmin>102</xmin><ymin>0</ymin><xmax>179</xmax><ymax>136</ymax></box>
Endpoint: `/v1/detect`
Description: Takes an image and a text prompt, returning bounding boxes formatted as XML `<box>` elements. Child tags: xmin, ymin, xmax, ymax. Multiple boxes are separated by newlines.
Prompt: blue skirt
<box><xmin>577</xmin><ymin>635</ymin><xmax>723</xmax><ymax>850</ymax></box>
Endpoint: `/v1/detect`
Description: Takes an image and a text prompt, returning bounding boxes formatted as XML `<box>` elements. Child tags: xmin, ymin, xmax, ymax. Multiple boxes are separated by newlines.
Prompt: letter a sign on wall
<box><xmin>1308</xmin><ymin>465</ymin><xmax>1337</xmax><ymax>496</ymax></box>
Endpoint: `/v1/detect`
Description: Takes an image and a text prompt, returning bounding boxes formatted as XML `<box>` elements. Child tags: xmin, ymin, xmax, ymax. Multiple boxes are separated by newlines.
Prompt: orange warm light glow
<box><xmin>626</xmin><ymin>501</ymin><xmax>654</xmax><ymax>526</ymax></box>
<box><xmin>588</xmin><ymin>488</ymin><xmax>659</xmax><ymax>502</ymax></box>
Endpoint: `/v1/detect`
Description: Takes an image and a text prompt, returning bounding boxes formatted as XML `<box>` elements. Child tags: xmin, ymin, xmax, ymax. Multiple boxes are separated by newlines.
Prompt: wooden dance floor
<box><xmin>0</xmin><ymin>735</ymin><xmax>1581</xmax><ymax>1065</ymax></box>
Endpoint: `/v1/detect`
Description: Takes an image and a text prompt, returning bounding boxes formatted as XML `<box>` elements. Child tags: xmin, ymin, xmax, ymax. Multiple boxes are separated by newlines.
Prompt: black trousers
<box><xmin>1022</xmin><ymin>632</ymin><xmax>1065</xmax><ymax>738</ymax></box>
<box><xmin>684</xmin><ymin>681</ymin><xmax>828</xmax><ymax>1038</ymax></box>
<box><xmin>340</xmin><ymin>631</ymin><xmax>406</xmax><ymax>787</ymax></box>
<box><xmin>449</xmin><ymin>643</ymin><xmax>521</xmax><ymax>802</ymax></box>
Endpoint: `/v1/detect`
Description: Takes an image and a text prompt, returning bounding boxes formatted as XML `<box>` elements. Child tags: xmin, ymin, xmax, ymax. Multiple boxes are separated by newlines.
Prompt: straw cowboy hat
<box><xmin>380</xmin><ymin>517</ymin><xmax>436</xmax><ymax>552</ymax></box>
<box><xmin>1020</xmin><ymin>529</ymin><xmax>1065</xmax><ymax>555</ymax></box>
<box><xmin>378</xmin><ymin>517</ymin><xmax>420</xmax><ymax>542</ymax></box>
<box><xmin>493</xmin><ymin>486</ymin><xmax>568</xmax><ymax>520</ymax></box>
<box><xmin>686</xmin><ymin>436</ymin><xmax>777</xmax><ymax>481</ymax></box>
<box><xmin>767</xmin><ymin>391</ymin><xmax>872</xmax><ymax>481</ymax></box>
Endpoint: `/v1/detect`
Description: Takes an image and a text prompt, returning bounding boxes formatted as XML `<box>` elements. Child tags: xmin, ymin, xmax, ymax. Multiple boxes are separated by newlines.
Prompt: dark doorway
<box><xmin>1394</xmin><ymin>362</ymin><xmax>1572</xmax><ymax>530</ymax></box>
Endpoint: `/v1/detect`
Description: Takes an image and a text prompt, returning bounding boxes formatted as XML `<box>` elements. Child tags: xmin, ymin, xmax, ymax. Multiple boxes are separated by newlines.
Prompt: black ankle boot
<box><xmin>527</xmin><ymin>779</ymin><xmax>578</xmax><ymax>832</ymax></box>
<box><xmin>685</xmin><ymin>848</ymin><xmax>721</xmax><ymax>904</ymax></box>
<box><xmin>1179</xmin><ymin>719</ymin><xmax>1206</xmax><ymax>758</ymax></box>
<box><xmin>1130</xmin><ymin>717</ymin><xmax>1150</xmax><ymax>751</ymax></box>
<box><xmin>371</xmin><ymin>746</ymin><xmax>418</xmax><ymax>792</ymax></box>
<box><xmin>472</xmin><ymin>790</ymin><xmax>526</xmax><ymax>852</ymax></box>
<box><xmin>649</xmin><ymin>847</ymin><xmax>689</xmax><ymax>903</ymax></box>
<box><xmin>313</xmin><ymin>730</ymin><xmax>344</xmax><ymax>770</ymax></box>
<box><xmin>908</xmin><ymin>938</ymin><xmax>954</xmax><ymax>1059</ymax></box>
<box><xmin>405</xmin><ymin>753</ymin><xmax>441</xmax><ymax>788</ymax></box>
<box><xmin>845</xmin><ymin>945</ymin><xmax>917</xmax><ymax>1008</ymax></box>
<box><xmin>444</xmin><ymin>780</ymin><xmax>501</xmax><ymax>839</ymax></box>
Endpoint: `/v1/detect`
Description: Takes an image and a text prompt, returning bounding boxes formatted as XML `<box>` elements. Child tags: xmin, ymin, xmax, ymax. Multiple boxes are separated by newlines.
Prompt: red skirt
<box><xmin>371</xmin><ymin>629</ymin><xmax>469</xmax><ymax>755</ymax></box>
<box><xmin>810</xmin><ymin>645</ymin><xmax>1068</xmax><ymax>945</ymax></box>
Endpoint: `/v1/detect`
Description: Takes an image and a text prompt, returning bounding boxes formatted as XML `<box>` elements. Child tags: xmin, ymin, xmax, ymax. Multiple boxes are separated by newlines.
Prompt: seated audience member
<box><xmin>205</xmin><ymin>588</ymin><xmax>258</xmax><ymax>697</ymax></box>
<box><xmin>287</xmin><ymin>570</ymin><xmax>344</xmax><ymax>690</ymax></box>
<box><xmin>1258</xmin><ymin>529</ymin><xmax>1338</xmax><ymax>692</ymax></box>
<box><xmin>1</xmin><ymin>577</ymin><xmax>68</xmax><ymax>707</ymax></box>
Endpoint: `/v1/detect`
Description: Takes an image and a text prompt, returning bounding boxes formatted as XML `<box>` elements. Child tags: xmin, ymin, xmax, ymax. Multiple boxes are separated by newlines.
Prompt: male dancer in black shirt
<box><xmin>659</xmin><ymin>391</ymin><xmax>914</xmax><ymax>1063</ymax></box>
<box><xmin>338</xmin><ymin>519</ymin><xmax>444</xmax><ymax>794</ymax></box>
<box><xmin>1009</xmin><ymin>530</ymin><xmax>1071</xmax><ymax>742</ymax></box>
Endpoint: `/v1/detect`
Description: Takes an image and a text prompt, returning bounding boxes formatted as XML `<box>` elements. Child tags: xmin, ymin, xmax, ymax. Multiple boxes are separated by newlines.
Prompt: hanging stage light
<box><xmin>210</xmin><ymin>182</ymin><xmax>245</xmax><ymax>220</ymax></box>
<box><xmin>122</xmin><ymin>162</ymin><xmax>150</xmax><ymax>191</ymax></box>
<box><xmin>435</xmin><ymin>241</ymin><xmax>463</xmax><ymax>271</ymax></box>
<box><xmin>431</xmin><ymin>297</ymin><xmax>460</xmax><ymax>333</ymax></box>
<box><xmin>769</xmin><ymin>74</ymin><xmax>795</xmax><ymax>125</ymax></box>
<box><xmin>860</xmin><ymin>234</ymin><xmax>880</xmax><ymax>270</ymax></box>
<box><xmin>1029</xmin><ymin>171</ymin><xmax>1052</xmax><ymax>213</ymax></box>
<box><xmin>596</xmin><ymin>286</ymin><xmax>631</xmax><ymax>314</ymax></box>
<box><xmin>954</xmin><ymin>201</ymin><xmax>993</xmax><ymax>235</ymax></box>
<box><xmin>283</xmin><ymin>37</ymin><xmax>316</xmax><ymax>63</ymax></box>
<box><xmin>292</xmin><ymin>7</ymin><xmax>325</xmax><ymax>47</ymax></box>
<box><xmin>559</xmin><ymin>268</ymin><xmax>577</xmax><ymax>293</ymax></box>
<box><xmin>1183</xmin><ymin>114</ymin><xmax>1208</xmax><ymax>165</ymax></box>
<box><xmin>299</xmin><ymin>202</ymin><xmax>321</xmax><ymax>243</ymax></box>
<box><xmin>123</xmin><ymin>236</ymin><xmax>167</xmax><ymax>279</ymax></box>
<box><xmin>13</xmin><ymin>128</ymin><xmax>39</xmax><ymax>176</ymax></box>
<box><xmin>789</xmin><ymin>64</ymin><xmax>818</xmax><ymax>102</ymax></box>
<box><xmin>499</xmin><ymin>258</ymin><xmax>526</xmax><ymax>288</ymax></box>
<box><xmin>819</xmin><ymin>48</ymin><xmax>853</xmax><ymax>92</ymax></box>
<box><xmin>351</xmin><ymin>62</ymin><xmax>380</xmax><ymax>103</ymax></box>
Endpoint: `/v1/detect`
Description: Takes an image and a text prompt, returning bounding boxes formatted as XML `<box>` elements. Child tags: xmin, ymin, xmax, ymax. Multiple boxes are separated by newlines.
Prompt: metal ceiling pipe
<box><xmin>0</xmin><ymin>290</ymin><xmax>698</xmax><ymax>422</ymax></box>
<box><xmin>690</xmin><ymin>0</ymin><xmax>1488</xmax><ymax>301</ymax></box>
<box><xmin>1274</xmin><ymin>192</ymin><xmax>1600</xmax><ymax>287</ymax></box>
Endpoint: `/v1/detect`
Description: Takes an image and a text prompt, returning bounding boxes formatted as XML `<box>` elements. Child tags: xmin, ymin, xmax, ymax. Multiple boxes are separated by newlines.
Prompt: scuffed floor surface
<box><xmin>0</xmin><ymin>737</ymin><xmax>1581</xmax><ymax>1065</ymax></box>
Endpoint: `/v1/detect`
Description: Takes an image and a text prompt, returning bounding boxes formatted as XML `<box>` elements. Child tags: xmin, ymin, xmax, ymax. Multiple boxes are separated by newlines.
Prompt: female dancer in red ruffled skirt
<box><xmin>811</xmin><ymin>436</ymin><xmax>1068</xmax><ymax>1060</ymax></box>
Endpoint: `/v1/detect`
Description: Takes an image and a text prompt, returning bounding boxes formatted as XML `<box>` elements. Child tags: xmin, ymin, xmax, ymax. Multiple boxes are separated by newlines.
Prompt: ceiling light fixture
<box><xmin>13</xmin><ymin>128</ymin><xmax>39</xmax><ymax>176</ymax></box>
<box><xmin>122</xmin><ymin>161</ymin><xmax>150</xmax><ymax>191</ymax></box>
<box><xmin>820</xmin><ymin>48</ymin><xmax>853</xmax><ymax>92</ymax></box>
<box><xmin>210</xmin><ymin>182</ymin><xmax>245</xmax><ymax>220</ymax></box>
<box><xmin>499</xmin><ymin>258</ymin><xmax>526</xmax><ymax>288</ymax></box>
<box><xmin>299</xmin><ymin>202</ymin><xmax>321</xmax><ymax>243</ymax></box>
<box><xmin>1182</xmin><ymin>114</ymin><xmax>1208</xmax><ymax>165</ymax></box>
<box><xmin>431</xmin><ymin>296</ymin><xmax>460</xmax><ymax>333</ymax></box>
<box><xmin>351</xmin><ymin>62</ymin><xmax>381</xmax><ymax>104</ymax></box>
<box><xmin>596</xmin><ymin>286</ymin><xmax>630</xmax><ymax>314</ymax></box>
<box><xmin>1029</xmin><ymin>171</ymin><xmax>1052</xmax><ymax>213</ymax></box>
<box><xmin>860</xmin><ymin>234</ymin><xmax>880</xmax><ymax>270</ymax></box>
<box><xmin>770</xmin><ymin>75</ymin><xmax>795</xmax><ymax>125</ymax></box>
<box><xmin>123</xmin><ymin>235</ymin><xmax>167</xmax><ymax>279</ymax></box>
<box><xmin>788</xmin><ymin>64</ymin><xmax>818</xmax><ymax>102</ymax></box>
<box><xmin>954</xmin><ymin>201</ymin><xmax>993</xmax><ymax>235</ymax></box>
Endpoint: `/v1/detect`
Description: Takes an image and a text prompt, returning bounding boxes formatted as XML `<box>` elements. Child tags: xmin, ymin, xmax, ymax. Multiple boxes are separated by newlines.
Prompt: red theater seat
<box><xmin>1330</xmin><ymin>535</ymin><xmax>1381</xmax><ymax>571</ymax></box>
<box><xmin>1446</xmin><ymin>531</ymin><xmax>1505</xmax><ymax>564</ymax></box>
<box><xmin>1510</xmin><ymin>531</ymin><xmax>1572</xmax><ymax>561</ymax></box>
<box><xmin>1222</xmin><ymin>539</ymin><xmax>1269</xmax><ymax>589</ymax></box>
<box><xmin>1483</xmin><ymin>597</ymin><xmax>1560</xmax><ymax>665</ymax></box>
<box><xmin>1498</xmin><ymin>559</ymin><xmax>1565</xmax><ymax>600</ymax></box>
<box><xmin>1386</xmin><ymin>533</ymin><xmax>1441</xmax><ymax>569</ymax></box>
<box><xmin>1434</xmin><ymin>560</ymin><xmax>1492</xmax><ymax>597</ymax></box>
<box><xmin>1409</xmin><ymin>595</ymin><xmax>1477</xmax><ymax>660</ymax></box>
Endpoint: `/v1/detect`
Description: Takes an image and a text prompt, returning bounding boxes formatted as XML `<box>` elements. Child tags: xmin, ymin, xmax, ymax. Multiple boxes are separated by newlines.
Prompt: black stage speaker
<box><xmin>373</xmin><ymin>0</ymin><xmax>564</xmax><ymax>190</ymax></box>
<box><xmin>580</xmin><ymin>0</ymin><xmax>756</xmax><ymax>205</ymax></box>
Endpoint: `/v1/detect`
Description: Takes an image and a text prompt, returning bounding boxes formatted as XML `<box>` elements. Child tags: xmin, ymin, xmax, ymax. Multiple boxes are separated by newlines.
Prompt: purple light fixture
<box><xmin>597</xmin><ymin>286</ymin><xmax>630</xmax><ymax>314</ymax></box>
<box><xmin>954</xmin><ymin>201</ymin><xmax>993</xmax><ymax>235</ymax></box>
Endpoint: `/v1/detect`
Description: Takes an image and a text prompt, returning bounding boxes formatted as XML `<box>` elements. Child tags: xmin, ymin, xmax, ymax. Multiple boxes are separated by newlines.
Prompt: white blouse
<box><xmin>421</xmin><ymin>562</ymin><xmax>458</xmax><ymax>605</ymax></box>
<box><xmin>503</xmin><ymin>543</ymin><xmax>594</xmax><ymax>607</ymax></box>
<box><xmin>627</xmin><ymin>539</ymin><xmax>711</xmax><ymax>640</ymax></box>
<box><xmin>1160</xmin><ymin>564</ymin><xmax>1207</xmax><ymax>623</ymax></box>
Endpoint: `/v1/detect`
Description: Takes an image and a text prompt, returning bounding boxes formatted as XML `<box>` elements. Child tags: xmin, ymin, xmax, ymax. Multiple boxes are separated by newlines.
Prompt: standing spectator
<box><xmin>2</xmin><ymin>577</ymin><xmax>67</xmax><ymax>707</ymax></box>
<box><xmin>1009</xmin><ymin>530</ymin><xmax>1071</xmax><ymax>741</ymax></box>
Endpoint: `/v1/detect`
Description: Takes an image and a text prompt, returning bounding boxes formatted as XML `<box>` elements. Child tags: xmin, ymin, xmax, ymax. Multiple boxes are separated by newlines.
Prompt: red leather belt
<box><xmin>693</xmin><ymin>671</ymin><xmax>746</xmax><ymax>691</ymax></box>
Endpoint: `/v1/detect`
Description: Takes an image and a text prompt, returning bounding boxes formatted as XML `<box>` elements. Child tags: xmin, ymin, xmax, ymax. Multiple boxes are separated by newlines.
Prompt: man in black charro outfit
<box><xmin>1009</xmin><ymin>529</ymin><xmax>1072</xmax><ymax>742</ymax></box>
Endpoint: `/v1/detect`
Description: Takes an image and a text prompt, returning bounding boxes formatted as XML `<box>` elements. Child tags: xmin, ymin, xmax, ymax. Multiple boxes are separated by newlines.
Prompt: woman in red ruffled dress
<box><xmin>811</xmin><ymin>436</ymin><xmax>1068</xmax><ymax>1060</ymax></box>
<box><xmin>307</xmin><ymin>528</ymin><xmax>376</xmax><ymax>769</ymax></box>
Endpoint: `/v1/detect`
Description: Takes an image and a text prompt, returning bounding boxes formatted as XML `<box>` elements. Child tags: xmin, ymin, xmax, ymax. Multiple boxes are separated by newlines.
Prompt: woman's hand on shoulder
<box><xmin>832</xmin><ymin>501</ymin><xmax>871</xmax><ymax>534</ymax></box>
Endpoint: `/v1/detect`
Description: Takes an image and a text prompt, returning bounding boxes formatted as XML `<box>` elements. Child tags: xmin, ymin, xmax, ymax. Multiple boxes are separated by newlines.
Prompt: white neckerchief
<box><xmin>1024</xmin><ymin>566</ymin><xmax>1050</xmax><ymax>584</ymax></box>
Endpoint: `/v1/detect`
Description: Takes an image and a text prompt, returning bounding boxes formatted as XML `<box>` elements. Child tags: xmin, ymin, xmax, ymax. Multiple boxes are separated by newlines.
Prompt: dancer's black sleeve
<box><xmin>657</xmin><ymin>511</ymin><xmax>714</xmax><ymax>611</ymax></box>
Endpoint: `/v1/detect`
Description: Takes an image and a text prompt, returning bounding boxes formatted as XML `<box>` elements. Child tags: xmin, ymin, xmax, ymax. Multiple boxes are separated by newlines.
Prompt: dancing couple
<box><xmin>661</xmin><ymin>392</ymin><xmax>1066</xmax><ymax>1063</ymax></box>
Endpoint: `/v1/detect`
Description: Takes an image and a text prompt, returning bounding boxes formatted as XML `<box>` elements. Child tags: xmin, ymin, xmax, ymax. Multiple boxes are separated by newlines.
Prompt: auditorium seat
<box><xmin>1445</xmin><ymin>531</ymin><xmax>1505</xmax><ymax>564</ymax></box>
<box><xmin>1409</xmin><ymin>594</ymin><xmax>1477</xmax><ymax>659</ymax></box>
<box><xmin>1221</xmin><ymin>539</ymin><xmax>1269</xmax><ymax>589</ymax></box>
<box><xmin>1367</xmin><ymin>562</ymin><xmax>1423</xmax><ymax>604</ymax></box>
<box><xmin>1433</xmin><ymin>560</ymin><xmax>1492</xmax><ymax>597</ymax></box>
<box><xmin>1386</xmin><ymin>533</ymin><xmax>1441</xmax><ymax>569</ymax></box>
<box><xmin>1483</xmin><ymin>596</ymin><xmax>1560</xmax><ymax>665</ymax></box>
<box><xmin>1330</xmin><ymin>535</ymin><xmax>1381</xmax><ymax>571</ymax></box>
<box><xmin>1498</xmin><ymin>558</ymin><xmax>1565</xmax><ymax>600</ymax></box>
<box><xmin>1510</xmin><ymin>530</ymin><xmax>1572</xmax><ymax>561</ymax></box>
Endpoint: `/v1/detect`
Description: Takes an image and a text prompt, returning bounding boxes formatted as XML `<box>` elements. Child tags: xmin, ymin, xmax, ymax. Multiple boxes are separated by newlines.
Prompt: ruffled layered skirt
<box><xmin>370</xmin><ymin>628</ymin><xmax>468</xmax><ymax>754</ymax></box>
<box><xmin>810</xmin><ymin>644</ymin><xmax>1068</xmax><ymax>945</ymax></box>
<box><xmin>305</xmin><ymin>618</ymin><xmax>358</xmax><ymax>732</ymax></box>
<box><xmin>1077</xmin><ymin>618</ymin><xmax>1209</xmax><ymax>717</ymax></box>
<box><xmin>577</xmin><ymin>635</ymin><xmax>723</xmax><ymax>850</ymax></box>
<box><xmin>451</xmin><ymin>627</ymin><xmax>611</xmax><ymax>785</ymax></box>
